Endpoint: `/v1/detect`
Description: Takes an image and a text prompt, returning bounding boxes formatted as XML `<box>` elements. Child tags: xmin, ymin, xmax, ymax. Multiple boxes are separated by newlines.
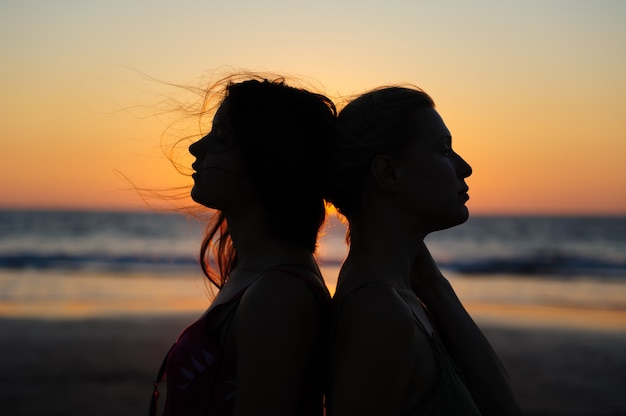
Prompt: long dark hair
<box><xmin>196</xmin><ymin>75</ymin><xmax>337</xmax><ymax>289</ymax></box>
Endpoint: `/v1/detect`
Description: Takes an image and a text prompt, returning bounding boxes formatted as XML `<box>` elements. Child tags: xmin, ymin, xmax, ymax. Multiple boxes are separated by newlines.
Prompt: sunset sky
<box><xmin>1</xmin><ymin>0</ymin><xmax>625</xmax><ymax>214</ymax></box>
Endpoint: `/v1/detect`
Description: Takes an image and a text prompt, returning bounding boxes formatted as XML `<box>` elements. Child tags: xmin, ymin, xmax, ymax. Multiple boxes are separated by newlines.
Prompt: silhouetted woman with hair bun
<box><xmin>325</xmin><ymin>86</ymin><xmax>520</xmax><ymax>416</ymax></box>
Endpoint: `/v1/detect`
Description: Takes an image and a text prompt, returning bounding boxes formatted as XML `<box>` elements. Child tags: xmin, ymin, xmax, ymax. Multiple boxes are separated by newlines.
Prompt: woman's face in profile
<box><xmin>394</xmin><ymin>107</ymin><xmax>473</xmax><ymax>232</ymax></box>
<box><xmin>189</xmin><ymin>103</ymin><xmax>251</xmax><ymax>210</ymax></box>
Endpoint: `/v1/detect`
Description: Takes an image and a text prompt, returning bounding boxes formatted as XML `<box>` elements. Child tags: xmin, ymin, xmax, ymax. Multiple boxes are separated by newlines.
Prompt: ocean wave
<box><xmin>441</xmin><ymin>253</ymin><xmax>626</xmax><ymax>278</ymax></box>
<box><xmin>2</xmin><ymin>251</ymin><xmax>625</xmax><ymax>280</ymax></box>
<box><xmin>0</xmin><ymin>252</ymin><xmax>199</xmax><ymax>274</ymax></box>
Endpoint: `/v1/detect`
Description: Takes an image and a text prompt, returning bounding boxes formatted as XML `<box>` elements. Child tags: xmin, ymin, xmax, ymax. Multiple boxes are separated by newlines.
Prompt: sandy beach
<box><xmin>1</xmin><ymin>266</ymin><xmax>625</xmax><ymax>415</ymax></box>
<box><xmin>1</xmin><ymin>308</ymin><xmax>625</xmax><ymax>416</ymax></box>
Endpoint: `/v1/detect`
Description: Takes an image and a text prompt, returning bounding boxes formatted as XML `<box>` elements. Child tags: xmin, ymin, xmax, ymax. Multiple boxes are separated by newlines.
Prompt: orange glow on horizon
<box><xmin>1</xmin><ymin>2</ymin><xmax>625</xmax><ymax>215</ymax></box>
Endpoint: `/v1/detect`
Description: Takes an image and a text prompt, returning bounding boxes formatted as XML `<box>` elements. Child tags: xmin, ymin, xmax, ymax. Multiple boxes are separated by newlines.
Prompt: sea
<box><xmin>1</xmin><ymin>210</ymin><xmax>625</xmax><ymax>324</ymax></box>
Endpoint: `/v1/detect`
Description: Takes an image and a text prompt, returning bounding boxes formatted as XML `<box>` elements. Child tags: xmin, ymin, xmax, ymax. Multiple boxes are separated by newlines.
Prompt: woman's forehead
<box><xmin>412</xmin><ymin>107</ymin><xmax>450</xmax><ymax>138</ymax></box>
<box><xmin>212</xmin><ymin>101</ymin><xmax>230</xmax><ymax>125</ymax></box>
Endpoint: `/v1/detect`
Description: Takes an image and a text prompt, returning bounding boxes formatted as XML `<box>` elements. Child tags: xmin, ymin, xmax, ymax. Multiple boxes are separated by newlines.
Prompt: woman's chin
<box><xmin>427</xmin><ymin>209</ymin><xmax>470</xmax><ymax>233</ymax></box>
<box><xmin>190</xmin><ymin>189</ymin><xmax>211</xmax><ymax>208</ymax></box>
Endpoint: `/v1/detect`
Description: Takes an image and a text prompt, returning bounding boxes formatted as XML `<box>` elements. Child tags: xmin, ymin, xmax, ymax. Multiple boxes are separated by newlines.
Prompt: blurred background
<box><xmin>2</xmin><ymin>0</ymin><xmax>625</xmax><ymax>213</ymax></box>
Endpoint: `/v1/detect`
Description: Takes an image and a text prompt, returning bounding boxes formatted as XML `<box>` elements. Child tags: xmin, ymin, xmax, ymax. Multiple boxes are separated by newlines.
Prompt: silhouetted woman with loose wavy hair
<box><xmin>151</xmin><ymin>73</ymin><xmax>336</xmax><ymax>416</ymax></box>
<box><xmin>195</xmin><ymin>76</ymin><xmax>332</xmax><ymax>289</ymax></box>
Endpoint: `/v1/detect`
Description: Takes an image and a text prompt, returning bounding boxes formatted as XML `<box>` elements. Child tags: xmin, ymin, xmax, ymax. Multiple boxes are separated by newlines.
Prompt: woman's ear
<box><xmin>370</xmin><ymin>154</ymin><xmax>400</xmax><ymax>192</ymax></box>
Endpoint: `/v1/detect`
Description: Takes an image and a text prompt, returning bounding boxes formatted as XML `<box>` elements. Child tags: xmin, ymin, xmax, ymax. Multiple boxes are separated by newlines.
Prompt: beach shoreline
<box><xmin>1</xmin><ymin>310</ymin><xmax>625</xmax><ymax>416</ymax></box>
<box><xmin>2</xmin><ymin>264</ymin><xmax>626</xmax><ymax>415</ymax></box>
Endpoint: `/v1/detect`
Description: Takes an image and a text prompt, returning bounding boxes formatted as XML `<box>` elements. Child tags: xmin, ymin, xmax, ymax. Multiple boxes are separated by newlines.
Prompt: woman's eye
<box><xmin>211</xmin><ymin>129</ymin><xmax>229</xmax><ymax>145</ymax></box>
<box><xmin>208</xmin><ymin>133</ymin><xmax>237</xmax><ymax>153</ymax></box>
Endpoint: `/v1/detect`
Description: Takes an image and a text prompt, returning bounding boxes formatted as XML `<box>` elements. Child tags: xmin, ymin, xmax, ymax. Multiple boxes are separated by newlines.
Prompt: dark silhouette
<box><xmin>152</xmin><ymin>75</ymin><xmax>336</xmax><ymax>416</ymax></box>
<box><xmin>325</xmin><ymin>86</ymin><xmax>520</xmax><ymax>415</ymax></box>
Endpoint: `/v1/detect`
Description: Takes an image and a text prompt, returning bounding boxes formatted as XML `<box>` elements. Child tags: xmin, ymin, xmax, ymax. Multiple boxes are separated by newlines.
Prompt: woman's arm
<box><xmin>411</xmin><ymin>242</ymin><xmax>521</xmax><ymax>416</ymax></box>
<box><xmin>328</xmin><ymin>284</ymin><xmax>434</xmax><ymax>416</ymax></box>
<box><xmin>232</xmin><ymin>271</ymin><xmax>324</xmax><ymax>416</ymax></box>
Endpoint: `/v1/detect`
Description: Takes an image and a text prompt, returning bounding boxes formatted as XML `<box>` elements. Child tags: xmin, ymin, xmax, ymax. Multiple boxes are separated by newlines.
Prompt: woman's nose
<box><xmin>456</xmin><ymin>154</ymin><xmax>472</xmax><ymax>178</ymax></box>
<box><xmin>189</xmin><ymin>135</ymin><xmax>208</xmax><ymax>157</ymax></box>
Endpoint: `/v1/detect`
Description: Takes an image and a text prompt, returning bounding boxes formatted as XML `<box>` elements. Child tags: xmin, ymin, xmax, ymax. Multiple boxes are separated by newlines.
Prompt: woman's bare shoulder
<box><xmin>329</xmin><ymin>282</ymin><xmax>436</xmax><ymax>414</ymax></box>
<box><xmin>336</xmin><ymin>282</ymin><xmax>411</xmax><ymax>321</ymax></box>
<box><xmin>333</xmin><ymin>282</ymin><xmax>430</xmax><ymax>348</ymax></box>
<box><xmin>237</xmin><ymin>267</ymin><xmax>324</xmax><ymax>324</ymax></box>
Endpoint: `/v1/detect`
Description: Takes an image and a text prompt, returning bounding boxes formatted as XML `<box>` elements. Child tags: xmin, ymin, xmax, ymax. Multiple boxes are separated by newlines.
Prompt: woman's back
<box><xmin>162</xmin><ymin>266</ymin><xmax>330</xmax><ymax>416</ymax></box>
<box><xmin>328</xmin><ymin>280</ymin><xmax>481</xmax><ymax>416</ymax></box>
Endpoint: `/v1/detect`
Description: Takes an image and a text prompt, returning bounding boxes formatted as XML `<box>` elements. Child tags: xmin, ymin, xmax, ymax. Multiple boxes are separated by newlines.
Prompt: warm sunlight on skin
<box><xmin>1</xmin><ymin>1</ymin><xmax>625</xmax><ymax>214</ymax></box>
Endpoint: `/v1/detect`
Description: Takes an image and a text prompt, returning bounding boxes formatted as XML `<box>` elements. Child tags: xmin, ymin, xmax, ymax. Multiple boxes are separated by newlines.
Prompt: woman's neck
<box><xmin>225</xmin><ymin>209</ymin><xmax>317</xmax><ymax>278</ymax></box>
<box><xmin>339</xmin><ymin>209</ymin><xmax>425</xmax><ymax>290</ymax></box>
